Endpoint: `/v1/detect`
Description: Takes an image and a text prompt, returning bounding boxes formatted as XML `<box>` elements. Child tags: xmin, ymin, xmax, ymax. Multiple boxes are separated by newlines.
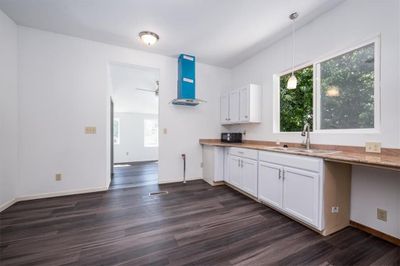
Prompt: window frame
<box><xmin>274</xmin><ymin>36</ymin><xmax>381</xmax><ymax>134</ymax></box>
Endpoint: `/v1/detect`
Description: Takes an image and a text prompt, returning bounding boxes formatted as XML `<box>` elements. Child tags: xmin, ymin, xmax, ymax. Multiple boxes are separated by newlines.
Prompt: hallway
<box><xmin>110</xmin><ymin>161</ymin><xmax>158</xmax><ymax>189</ymax></box>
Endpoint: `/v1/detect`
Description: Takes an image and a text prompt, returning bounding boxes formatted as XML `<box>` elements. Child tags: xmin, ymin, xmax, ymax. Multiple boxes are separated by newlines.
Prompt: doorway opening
<box><xmin>109</xmin><ymin>63</ymin><xmax>160</xmax><ymax>189</ymax></box>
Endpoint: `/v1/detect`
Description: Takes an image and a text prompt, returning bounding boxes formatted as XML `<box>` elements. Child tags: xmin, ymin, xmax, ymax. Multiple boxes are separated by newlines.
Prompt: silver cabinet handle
<box><xmin>282</xmin><ymin>169</ymin><xmax>285</xmax><ymax>180</ymax></box>
<box><xmin>278</xmin><ymin>169</ymin><xmax>281</xmax><ymax>179</ymax></box>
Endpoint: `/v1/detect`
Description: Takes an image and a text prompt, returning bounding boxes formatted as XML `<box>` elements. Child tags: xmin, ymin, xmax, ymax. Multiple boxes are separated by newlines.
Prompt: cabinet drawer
<box><xmin>259</xmin><ymin>151</ymin><xmax>321</xmax><ymax>173</ymax></box>
<box><xmin>229</xmin><ymin>147</ymin><xmax>258</xmax><ymax>160</ymax></box>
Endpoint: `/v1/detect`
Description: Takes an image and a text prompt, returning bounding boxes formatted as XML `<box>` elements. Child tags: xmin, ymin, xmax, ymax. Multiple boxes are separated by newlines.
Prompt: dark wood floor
<box><xmin>110</xmin><ymin>161</ymin><xmax>158</xmax><ymax>189</ymax></box>
<box><xmin>1</xmin><ymin>180</ymin><xmax>399</xmax><ymax>266</ymax></box>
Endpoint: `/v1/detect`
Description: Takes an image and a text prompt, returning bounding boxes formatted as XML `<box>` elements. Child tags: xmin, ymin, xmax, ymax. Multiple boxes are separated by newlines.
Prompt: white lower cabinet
<box><xmin>258</xmin><ymin>162</ymin><xmax>283</xmax><ymax>209</ymax></box>
<box><xmin>226</xmin><ymin>148</ymin><xmax>258</xmax><ymax>198</ymax></box>
<box><xmin>258</xmin><ymin>151</ymin><xmax>323</xmax><ymax>230</ymax></box>
<box><xmin>228</xmin><ymin>155</ymin><xmax>242</xmax><ymax>188</ymax></box>
<box><xmin>241</xmin><ymin>158</ymin><xmax>258</xmax><ymax>197</ymax></box>
<box><xmin>282</xmin><ymin>167</ymin><xmax>320</xmax><ymax>227</ymax></box>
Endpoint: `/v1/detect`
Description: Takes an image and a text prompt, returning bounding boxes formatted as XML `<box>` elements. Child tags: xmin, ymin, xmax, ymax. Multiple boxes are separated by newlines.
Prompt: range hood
<box><xmin>171</xmin><ymin>54</ymin><xmax>205</xmax><ymax>106</ymax></box>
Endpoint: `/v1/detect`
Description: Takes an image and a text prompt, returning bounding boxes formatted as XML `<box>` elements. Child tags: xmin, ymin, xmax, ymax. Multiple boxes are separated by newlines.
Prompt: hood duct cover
<box><xmin>171</xmin><ymin>54</ymin><xmax>205</xmax><ymax>106</ymax></box>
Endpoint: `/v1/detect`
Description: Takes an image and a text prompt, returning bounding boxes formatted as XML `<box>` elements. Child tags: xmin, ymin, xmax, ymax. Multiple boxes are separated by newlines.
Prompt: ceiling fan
<box><xmin>136</xmin><ymin>80</ymin><xmax>159</xmax><ymax>96</ymax></box>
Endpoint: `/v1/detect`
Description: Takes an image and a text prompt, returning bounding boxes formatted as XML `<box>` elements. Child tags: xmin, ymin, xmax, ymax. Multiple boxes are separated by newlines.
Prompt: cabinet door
<box><xmin>239</xmin><ymin>87</ymin><xmax>249</xmax><ymax>122</ymax></box>
<box><xmin>241</xmin><ymin>158</ymin><xmax>258</xmax><ymax>197</ymax></box>
<box><xmin>229</xmin><ymin>90</ymin><xmax>240</xmax><ymax>123</ymax></box>
<box><xmin>220</xmin><ymin>93</ymin><xmax>230</xmax><ymax>124</ymax></box>
<box><xmin>228</xmin><ymin>155</ymin><xmax>241</xmax><ymax>188</ymax></box>
<box><xmin>282</xmin><ymin>167</ymin><xmax>320</xmax><ymax>227</ymax></box>
<box><xmin>258</xmin><ymin>162</ymin><xmax>283</xmax><ymax>208</ymax></box>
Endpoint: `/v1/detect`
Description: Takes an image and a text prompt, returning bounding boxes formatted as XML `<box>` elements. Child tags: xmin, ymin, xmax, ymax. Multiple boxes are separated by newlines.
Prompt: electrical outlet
<box><xmin>200</xmin><ymin>162</ymin><xmax>204</xmax><ymax>168</ymax></box>
<box><xmin>85</xmin><ymin>126</ymin><xmax>97</xmax><ymax>134</ymax></box>
<box><xmin>365</xmin><ymin>142</ymin><xmax>381</xmax><ymax>153</ymax></box>
<box><xmin>55</xmin><ymin>173</ymin><xmax>62</xmax><ymax>181</ymax></box>
<box><xmin>377</xmin><ymin>208</ymin><xmax>387</xmax><ymax>222</ymax></box>
<box><xmin>331</xmin><ymin>206</ymin><xmax>339</xmax><ymax>213</ymax></box>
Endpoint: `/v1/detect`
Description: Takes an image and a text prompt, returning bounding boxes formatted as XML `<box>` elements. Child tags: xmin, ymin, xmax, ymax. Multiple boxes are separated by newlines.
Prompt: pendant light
<box><xmin>287</xmin><ymin>12</ymin><xmax>298</xmax><ymax>89</ymax></box>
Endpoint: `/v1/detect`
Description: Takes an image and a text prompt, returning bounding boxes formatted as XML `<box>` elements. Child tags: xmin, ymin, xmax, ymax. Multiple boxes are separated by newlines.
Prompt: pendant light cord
<box><xmin>291</xmin><ymin>17</ymin><xmax>295</xmax><ymax>76</ymax></box>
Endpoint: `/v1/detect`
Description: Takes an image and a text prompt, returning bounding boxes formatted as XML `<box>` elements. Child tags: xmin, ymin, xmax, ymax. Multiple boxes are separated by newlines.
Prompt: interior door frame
<box><xmin>110</xmin><ymin>97</ymin><xmax>114</xmax><ymax>178</ymax></box>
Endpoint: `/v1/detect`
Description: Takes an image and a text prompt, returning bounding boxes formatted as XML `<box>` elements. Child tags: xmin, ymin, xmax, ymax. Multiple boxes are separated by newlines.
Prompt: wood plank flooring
<box><xmin>110</xmin><ymin>161</ymin><xmax>158</xmax><ymax>189</ymax></box>
<box><xmin>1</xmin><ymin>180</ymin><xmax>399</xmax><ymax>265</ymax></box>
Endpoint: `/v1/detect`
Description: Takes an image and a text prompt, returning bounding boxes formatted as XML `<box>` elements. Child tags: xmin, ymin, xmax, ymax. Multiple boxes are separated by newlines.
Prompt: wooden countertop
<box><xmin>199</xmin><ymin>139</ymin><xmax>400</xmax><ymax>171</ymax></box>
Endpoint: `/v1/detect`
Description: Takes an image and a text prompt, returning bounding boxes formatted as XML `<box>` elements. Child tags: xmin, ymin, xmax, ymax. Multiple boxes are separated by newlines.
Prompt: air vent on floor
<box><xmin>149</xmin><ymin>191</ymin><xmax>169</xmax><ymax>196</ymax></box>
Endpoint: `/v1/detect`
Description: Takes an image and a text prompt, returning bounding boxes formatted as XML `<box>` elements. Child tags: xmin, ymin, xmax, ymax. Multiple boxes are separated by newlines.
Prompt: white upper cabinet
<box><xmin>220</xmin><ymin>93</ymin><xmax>230</xmax><ymax>123</ymax></box>
<box><xmin>221</xmin><ymin>84</ymin><xmax>261</xmax><ymax>125</ymax></box>
<box><xmin>229</xmin><ymin>90</ymin><xmax>240</xmax><ymax>123</ymax></box>
<box><xmin>239</xmin><ymin>87</ymin><xmax>249</xmax><ymax>121</ymax></box>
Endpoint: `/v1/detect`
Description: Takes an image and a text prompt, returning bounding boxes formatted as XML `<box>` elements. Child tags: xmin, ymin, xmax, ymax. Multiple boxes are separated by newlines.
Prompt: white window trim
<box><xmin>274</xmin><ymin>36</ymin><xmax>381</xmax><ymax>134</ymax></box>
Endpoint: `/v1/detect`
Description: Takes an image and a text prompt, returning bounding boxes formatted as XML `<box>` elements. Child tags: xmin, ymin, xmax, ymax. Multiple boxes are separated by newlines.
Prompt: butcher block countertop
<box><xmin>199</xmin><ymin>139</ymin><xmax>400</xmax><ymax>171</ymax></box>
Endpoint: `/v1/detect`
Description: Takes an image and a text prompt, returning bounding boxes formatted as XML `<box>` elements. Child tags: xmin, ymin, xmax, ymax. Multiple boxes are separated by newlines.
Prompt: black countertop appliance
<box><xmin>221</xmin><ymin>133</ymin><xmax>243</xmax><ymax>143</ymax></box>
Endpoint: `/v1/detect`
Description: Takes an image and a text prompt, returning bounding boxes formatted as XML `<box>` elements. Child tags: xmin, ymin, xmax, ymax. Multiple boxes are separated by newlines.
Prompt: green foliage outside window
<box><xmin>319</xmin><ymin>43</ymin><xmax>375</xmax><ymax>129</ymax></box>
<box><xmin>280</xmin><ymin>66</ymin><xmax>313</xmax><ymax>132</ymax></box>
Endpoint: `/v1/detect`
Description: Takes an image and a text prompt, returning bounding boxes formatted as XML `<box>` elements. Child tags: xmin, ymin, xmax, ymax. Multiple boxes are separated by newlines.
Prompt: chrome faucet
<box><xmin>301</xmin><ymin>123</ymin><xmax>311</xmax><ymax>150</ymax></box>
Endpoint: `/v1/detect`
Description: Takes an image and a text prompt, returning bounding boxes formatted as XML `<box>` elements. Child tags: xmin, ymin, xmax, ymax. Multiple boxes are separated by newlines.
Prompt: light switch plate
<box><xmin>365</xmin><ymin>142</ymin><xmax>381</xmax><ymax>153</ymax></box>
<box><xmin>85</xmin><ymin>126</ymin><xmax>97</xmax><ymax>134</ymax></box>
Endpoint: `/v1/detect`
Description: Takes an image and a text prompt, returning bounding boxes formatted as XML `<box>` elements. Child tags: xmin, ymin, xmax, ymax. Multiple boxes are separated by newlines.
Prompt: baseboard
<box><xmin>158</xmin><ymin>177</ymin><xmax>202</xmax><ymax>184</ymax></box>
<box><xmin>0</xmin><ymin>198</ymin><xmax>18</xmax><ymax>212</ymax></box>
<box><xmin>0</xmin><ymin>186</ymin><xmax>109</xmax><ymax>212</ymax></box>
<box><xmin>17</xmin><ymin>186</ymin><xmax>109</xmax><ymax>202</ymax></box>
<box><xmin>350</xmin><ymin>220</ymin><xmax>400</xmax><ymax>246</ymax></box>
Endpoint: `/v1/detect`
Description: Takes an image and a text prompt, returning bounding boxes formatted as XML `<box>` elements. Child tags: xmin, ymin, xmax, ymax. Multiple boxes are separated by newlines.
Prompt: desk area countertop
<box><xmin>199</xmin><ymin>139</ymin><xmax>400</xmax><ymax>171</ymax></box>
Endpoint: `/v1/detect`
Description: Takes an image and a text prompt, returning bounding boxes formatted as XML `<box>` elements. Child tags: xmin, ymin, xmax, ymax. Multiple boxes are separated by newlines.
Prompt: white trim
<box><xmin>17</xmin><ymin>186</ymin><xmax>109</xmax><ymax>201</ymax></box>
<box><xmin>0</xmin><ymin>198</ymin><xmax>18</xmax><ymax>212</ymax></box>
<box><xmin>0</xmin><ymin>186</ymin><xmax>109</xmax><ymax>212</ymax></box>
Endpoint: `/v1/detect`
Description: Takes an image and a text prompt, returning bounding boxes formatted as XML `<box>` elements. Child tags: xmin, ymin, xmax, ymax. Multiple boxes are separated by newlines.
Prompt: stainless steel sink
<box><xmin>296</xmin><ymin>149</ymin><xmax>339</xmax><ymax>155</ymax></box>
<box><xmin>268</xmin><ymin>146</ymin><xmax>339</xmax><ymax>155</ymax></box>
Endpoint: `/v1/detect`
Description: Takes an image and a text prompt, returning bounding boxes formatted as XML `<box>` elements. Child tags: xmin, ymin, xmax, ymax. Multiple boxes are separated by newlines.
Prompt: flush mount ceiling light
<box><xmin>139</xmin><ymin>31</ymin><xmax>159</xmax><ymax>46</ymax></box>
<box><xmin>287</xmin><ymin>12</ymin><xmax>299</xmax><ymax>90</ymax></box>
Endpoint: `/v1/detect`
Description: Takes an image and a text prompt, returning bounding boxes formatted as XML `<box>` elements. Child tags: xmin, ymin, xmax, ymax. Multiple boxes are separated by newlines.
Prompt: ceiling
<box><xmin>0</xmin><ymin>0</ymin><xmax>344</xmax><ymax>67</ymax></box>
<box><xmin>110</xmin><ymin>64</ymin><xmax>159</xmax><ymax>114</ymax></box>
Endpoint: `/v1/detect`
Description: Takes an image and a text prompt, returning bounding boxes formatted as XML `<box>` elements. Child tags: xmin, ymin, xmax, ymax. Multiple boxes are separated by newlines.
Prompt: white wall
<box><xmin>0</xmin><ymin>10</ymin><xmax>18</xmax><ymax>210</ymax></box>
<box><xmin>351</xmin><ymin>166</ymin><xmax>400</xmax><ymax>239</ymax></box>
<box><xmin>114</xmin><ymin>112</ymin><xmax>158</xmax><ymax>163</ymax></box>
<box><xmin>17</xmin><ymin>26</ymin><xmax>230</xmax><ymax>197</ymax></box>
<box><xmin>228</xmin><ymin>0</ymin><xmax>400</xmax><ymax>238</ymax></box>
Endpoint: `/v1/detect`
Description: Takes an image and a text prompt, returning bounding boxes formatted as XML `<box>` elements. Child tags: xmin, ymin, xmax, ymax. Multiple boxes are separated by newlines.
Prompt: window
<box><xmin>144</xmin><ymin>119</ymin><xmax>158</xmax><ymax>147</ymax></box>
<box><xmin>276</xmin><ymin>39</ymin><xmax>379</xmax><ymax>133</ymax></box>
<box><xmin>113</xmin><ymin>118</ymin><xmax>120</xmax><ymax>144</ymax></box>
<box><xmin>316</xmin><ymin>43</ymin><xmax>376</xmax><ymax>130</ymax></box>
<box><xmin>280</xmin><ymin>65</ymin><xmax>313</xmax><ymax>132</ymax></box>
